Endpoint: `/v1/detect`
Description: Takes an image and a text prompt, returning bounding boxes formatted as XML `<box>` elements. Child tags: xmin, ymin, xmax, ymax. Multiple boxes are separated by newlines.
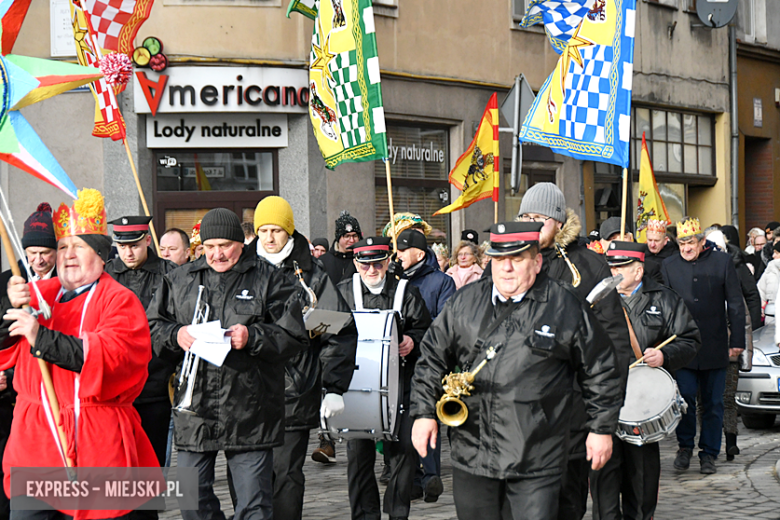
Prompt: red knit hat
<box><xmin>22</xmin><ymin>203</ymin><xmax>56</xmax><ymax>250</ymax></box>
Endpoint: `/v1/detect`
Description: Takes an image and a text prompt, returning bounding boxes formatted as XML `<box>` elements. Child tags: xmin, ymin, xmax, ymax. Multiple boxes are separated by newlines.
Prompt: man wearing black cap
<box><xmin>147</xmin><ymin>208</ymin><xmax>310</xmax><ymax>520</ymax></box>
<box><xmin>337</xmin><ymin>236</ymin><xmax>432</xmax><ymax>520</ymax></box>
<box><xmin>321</xmin><ymin>210</ymin><xmax>362</xmax><ymax>284</ymax></box>
<box><xmin>311</xmin><ymin>238</ymin><xmax>329</xmax><ymax>259</ymax></box>
<box><xmin>411</xmin><ymin>222</ymin><xmax>623</xmax><ymax>520</ymax></box>
<box><xmin>589</xmin><ymin>241</ymin><xmax>700</xmax><ymax>520</ymax></box>
<box><xmin>396</xmin><ymin>228</ymin><xmax>456</xmax><ymax>503</ymax></box>
<box><xmin>105</xmin><ymin>216</ymin><xmax>178</xmax><ymax>481</ymax></box>
<box><xmin>599</xmin><ymin>216</ymin><xmax>634</xmax><ymax>251</ymax></box>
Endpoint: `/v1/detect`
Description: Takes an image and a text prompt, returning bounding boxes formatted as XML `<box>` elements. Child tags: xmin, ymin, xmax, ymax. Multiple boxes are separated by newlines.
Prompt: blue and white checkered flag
<box><xmin>519</xmin><ymin>0</ymin><xmax>595</xmax><ymax>54</ymax></box>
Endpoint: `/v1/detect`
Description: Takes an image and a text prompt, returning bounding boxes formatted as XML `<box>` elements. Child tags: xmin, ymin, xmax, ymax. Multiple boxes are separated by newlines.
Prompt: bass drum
<box><xmin>323</xmin><ymin>310</ymin><xmax>401</xmax><ymax>442</ymax></box>
<box><xmin>616</xmin><ymin>365</ymin><xmax>687</xmax><ymax>446</ymax></box>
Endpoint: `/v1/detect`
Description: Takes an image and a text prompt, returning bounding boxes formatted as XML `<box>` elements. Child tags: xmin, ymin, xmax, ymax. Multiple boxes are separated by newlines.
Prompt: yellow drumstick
<box><xmin>629</xmin><ymin>334</ymin><xmax>678</xmax><ymax>369</ymax></box>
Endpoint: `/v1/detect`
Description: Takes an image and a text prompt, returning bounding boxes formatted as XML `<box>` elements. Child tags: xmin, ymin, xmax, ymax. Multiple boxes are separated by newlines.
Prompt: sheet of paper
<box><xmin>189</xmin><ymin>320</ymin><xmax>227</xmax><ymax>342</ymax></box>
<box><xmin>190</xmin><ymin>339</ymin><xmax>231</xmax><ymax>367</ymax></box>
<box><xmin>303</xmin><ymin>309</ymin><xmax>351</xmax><ymax>335</ymax></box>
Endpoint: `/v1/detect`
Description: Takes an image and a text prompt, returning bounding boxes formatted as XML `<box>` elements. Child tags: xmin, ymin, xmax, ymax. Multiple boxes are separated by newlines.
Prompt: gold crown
<box><xmin>54</xmin><ymin>188</ymin><xmax>107</xmax><ymax>240</ymax></box>
<box><xmin>647</xmin><ymin>219</ymin><xmax>668</xmax><ymax>234</ymax></box>
<box><xmin>676</xmin><ymin>218</ymin><xmax>701</xmax><ymax>239</ymax></box>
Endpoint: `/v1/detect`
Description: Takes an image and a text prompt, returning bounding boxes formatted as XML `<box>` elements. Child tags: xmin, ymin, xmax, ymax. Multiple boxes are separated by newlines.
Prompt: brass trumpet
<box><xmin>436</xmin><ymin>346</ymin><xmax>498</xmax><ymax>427</ymax></box>
<box><xmin>555</xmin><ymin>242</ymin><xmax>581</xmax><ymax>288</ymax></box>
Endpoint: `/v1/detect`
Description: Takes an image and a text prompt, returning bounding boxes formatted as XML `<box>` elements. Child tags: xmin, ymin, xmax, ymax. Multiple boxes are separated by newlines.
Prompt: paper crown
<box><xmin>54</xmin><ymin>189</ymin><xmax>107</xmax><ymax>240</ymax></box>
<box><xmin>431</xmin><ymin>242</ymin><xmax>449</xmax><ymax>257</ymax></box>
<box><xmin>190</xmin><ymin>220</ymin><xmax>202</xmax><ymax>248</ymax></box>
<box><xmin>677</xmin><ymin>218</ymin><xmax>702</xmax><ymax>240</ymax></box>
<box><xmin>646</xmin><ymin>219</ymin><xmax>668</xmax><ymax>234</ymax></box>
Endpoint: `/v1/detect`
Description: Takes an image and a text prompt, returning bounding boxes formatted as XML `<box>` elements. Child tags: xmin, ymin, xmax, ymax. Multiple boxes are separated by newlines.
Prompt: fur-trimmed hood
<box><xmin>554</xmin><ymin>208</ymin><xmax>582</xmax><ymax>248</ymax></box>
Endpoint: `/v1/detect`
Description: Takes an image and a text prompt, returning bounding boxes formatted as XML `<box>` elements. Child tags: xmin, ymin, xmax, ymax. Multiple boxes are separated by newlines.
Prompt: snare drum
<box><xmin>323</xmin><ymin>310</ymin><xmax>401</xmax><ymax>442</ymax></box>
<box><xmin>616</xmin><ymin>365</ymin><xmax>687</xmax><ymax>446</ymax></box>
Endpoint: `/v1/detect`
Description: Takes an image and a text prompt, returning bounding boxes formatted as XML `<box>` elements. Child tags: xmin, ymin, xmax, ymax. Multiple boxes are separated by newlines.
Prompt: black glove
<box><xmin>387</xmin><ymin>256</ymin><xmax>405</xmax><ymax>280</ymax></box>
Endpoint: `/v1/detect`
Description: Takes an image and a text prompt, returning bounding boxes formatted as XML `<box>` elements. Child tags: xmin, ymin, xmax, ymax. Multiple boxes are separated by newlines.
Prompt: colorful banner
<box><xmin>434</xmin><ymin>94</ymin><xmax>499</xmax><ymax>215</ymax></box>
<box><xmin>519</xmin><ymin>0</ymin><xmax>636</xmax><ymax>168</ymax></box>
<box><xmin>519</xmin><ymin>0</ymin><xmax>594</xmax><ymax>54</ymax></box>
<box><xmin>286</xmin><ymin>0</ymin><xmax>317</xmax><ymax>19</ymax></box>
<box><xmin>636</xmin><ymin>132</ymin><xmax>670</xmax><ymax>242</ymax></box>
<box><xmin>307</xmin><ymin>0</ymin><xmax>387</xmax><ymax>169</ymax></box>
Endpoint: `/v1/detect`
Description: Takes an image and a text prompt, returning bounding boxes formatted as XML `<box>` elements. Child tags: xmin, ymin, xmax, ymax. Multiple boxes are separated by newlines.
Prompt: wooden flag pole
<box><xmin>0</xmin><ymin>215</ymin><xmax>72</xmax><ymax>468</ymax></box>
<box><xmin>385</xmin><ymin>160</ymin><xmax>397</xmax><ymax>250</ymax></box>
<box><xmin>122</xmin><ymin>139</ymin><xmax>161</xmax><ymax>254</ymax></box>
<box><xmin>620</xmin><ymin>167</ymin><xmax>628</xmax><ymax>240</ymax></box>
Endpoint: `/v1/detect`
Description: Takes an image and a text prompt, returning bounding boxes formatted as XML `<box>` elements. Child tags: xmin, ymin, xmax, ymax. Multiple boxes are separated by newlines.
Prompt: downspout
<box><xmin>729</xmin><ymin>23</ymin><xmax>739</xmax><ymax>227</ymax></box>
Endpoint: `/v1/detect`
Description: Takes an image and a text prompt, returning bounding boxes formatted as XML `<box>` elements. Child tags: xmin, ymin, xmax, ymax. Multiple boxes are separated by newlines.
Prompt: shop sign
<box><xmin>387</xmin><ymin>137</ymin><xmax>446</xmax><ymax>165</ymax></box>
<box><xmin>134</xmin><ymin>66</ymin><xmax>308</xmax><ymax>115</ymax></box>
<box><xmin>146</xmin><ymin>113</ymin><xmax>288</xmax><ymax>148</ymax></box>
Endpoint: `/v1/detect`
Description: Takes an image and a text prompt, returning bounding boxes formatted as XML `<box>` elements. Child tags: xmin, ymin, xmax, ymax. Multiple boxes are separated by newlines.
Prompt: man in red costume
<box><xmin>0</xmin><ymin>188</ymin><xmax>158</xmax><ymax>520</ymax></box>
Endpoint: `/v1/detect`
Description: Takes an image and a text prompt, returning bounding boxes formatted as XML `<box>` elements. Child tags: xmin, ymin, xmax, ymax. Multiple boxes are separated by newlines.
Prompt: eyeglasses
<box><xmin>357</xmin><ymin>261</ymin><xmax>386</xmax><ymax>271</ymax></box>
<box><xmin>519</xmin><ymin>214</ymin><xmax>552</xmax><ymax>223</ymax></box>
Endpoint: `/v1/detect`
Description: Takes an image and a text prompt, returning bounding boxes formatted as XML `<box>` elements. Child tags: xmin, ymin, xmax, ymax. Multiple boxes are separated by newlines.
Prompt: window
<box><xmin>374</xmin><ymin>125</ymin><xmax>450</xmax><ymax>245</ymax></box>
<box><xmin>738</xmin><ymin>0</ymin><xmax>766</xmax><ymax>44</ymax></box>
<box><xmin>153</xmin><ymin>149</ymin><xmax>278</xmax><ymax>236</ymax></box>
<box><xmin>644</xmin><ymin>0</ymin><xmax>677</xmax><ymax>8</ymax></box>
<box><xmin>513</xmin><ymin>0</ymin><xmax>530</xmax><ymax>22</ymax></box>
<box><xmin>631</xmin><ymin>107</ymin><xmax>714</xmax><ymax>178</ymax></box>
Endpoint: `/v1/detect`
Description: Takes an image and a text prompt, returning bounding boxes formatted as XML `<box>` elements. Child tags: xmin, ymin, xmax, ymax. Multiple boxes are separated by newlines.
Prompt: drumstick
<box><xmin>628</xmin><ymin>334</ymin><xmax>678</xmax><ymax>369</ymax></box>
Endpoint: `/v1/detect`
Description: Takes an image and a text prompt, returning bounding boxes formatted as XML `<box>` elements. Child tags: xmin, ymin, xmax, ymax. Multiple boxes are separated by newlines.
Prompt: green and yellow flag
<box><xmin>303</xmin><ymin>0</ymin><xmax>387</xmax><ymax>169</ymax></box>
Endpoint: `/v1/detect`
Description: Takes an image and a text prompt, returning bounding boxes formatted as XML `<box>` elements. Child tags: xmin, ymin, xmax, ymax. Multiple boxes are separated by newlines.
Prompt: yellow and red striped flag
<box><xmin>434</xmin><ymin>93</ymin><xmax>499</xmax><ymax>215</ymax></box>
<box><xmin>636</xmin><ymin>132</ymin><xmax>670</xmax><ymax>242</ymax></box>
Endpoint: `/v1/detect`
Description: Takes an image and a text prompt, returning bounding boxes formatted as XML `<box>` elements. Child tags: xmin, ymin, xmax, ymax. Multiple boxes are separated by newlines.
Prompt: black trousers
<box><xmin>452</xmin><ymin>467</ymin><xmax>560</xmax><ymax>520</ymax></box>
<box><xmin>347</xmin><ymin>408</ymin><xmax>416</xmax><ymax>520</ymax></box>
<box><xmin>133</xmin><ymin>400</ymin><xmax>172</xmax><ymax>467</ymax></box>
<box><xmin>557</xmin><ymin>457</ymin><xmax>589</xmax><ymax>520</ymax></box>
<box><xmin>589</xmin><ymin>436</ymin><xmax>660</xmax><ymax>520</ymax></box>
<box><xmin>271</xmin><ymin>429</ymin><xmax>310</xmax><ymax>520</ymax></box>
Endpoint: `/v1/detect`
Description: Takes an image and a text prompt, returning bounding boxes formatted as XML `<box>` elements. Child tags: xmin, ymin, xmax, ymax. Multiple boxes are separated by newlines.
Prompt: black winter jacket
<box><xmin>410</xmin><ymin>274</ymin><xmax>622</xmax><ymax>479</ymax></box>
<box><xmin>725</xmin><ymin>243</ymin><xmax>762</xmax><ymax>329</ymax></box>
<box><xmin>147</xmin><ymin>246</ymin><xmax>309</xmax><ymax>451</ymax></box>
<box><xmin>621</xmin><ymin>277</ymin><xmax>700</xmax><ymax>371</ymax></box>
<box><xmin>403</xmin><ymin>250</ymin><xmax>456</xmax><ymax>319</ymax></box>
<box><xmin>321</xmin><ymin>244</ymin><xmax>357</xmax><ymax>284</ymax></box>
<box><xmin>661</xmin><ymin>245</ymin><xmax>746</xmax><ymax>370</ymax></box>
<box><xmin>252</xmin><ymin>232</ymin><xmax>358</xmax><ymax>431</ymax></box>
<box><xmin>538</xmin><ymin>211</ymin><xmax>630</xmax><ymax>457</ymax></box>
<box><xmin>338</xmin><ymin>274</ymin><xmax>432</xmax><ymax>391</ymax></box>
<box><xmin>105</xmin><ymin>249</ymin><xmax>178</xmax><ymax>403</ymax></box>
<box><xmin>644</xmin><ymin>239</ymin><xmax>677</xmax><ymax>285</ymax></box>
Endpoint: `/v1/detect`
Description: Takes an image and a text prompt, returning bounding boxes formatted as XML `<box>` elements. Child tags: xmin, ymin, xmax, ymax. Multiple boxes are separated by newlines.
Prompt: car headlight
<box><xmin>753</xmin><ymin>348</ymin><xmax>771</xmax><ymax>367</ymax></box>
<box><xmin>735</xmin><ymin>391</ymin><xmax>752</xmax><ymax>404</ymax></box>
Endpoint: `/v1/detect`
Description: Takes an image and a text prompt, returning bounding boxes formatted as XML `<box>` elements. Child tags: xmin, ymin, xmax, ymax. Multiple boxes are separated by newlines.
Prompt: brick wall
<box><xmin>745</xmin><ymin>137</ymin><xmax>774</xmax><ymax>232</ymax></box>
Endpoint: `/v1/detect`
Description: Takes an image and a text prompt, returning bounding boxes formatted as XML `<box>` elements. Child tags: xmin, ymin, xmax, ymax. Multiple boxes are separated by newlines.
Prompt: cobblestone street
<box><xmin>160</xmin><ymin>416</ymin><xmax>780</xmax><ymax>519</ymax></box>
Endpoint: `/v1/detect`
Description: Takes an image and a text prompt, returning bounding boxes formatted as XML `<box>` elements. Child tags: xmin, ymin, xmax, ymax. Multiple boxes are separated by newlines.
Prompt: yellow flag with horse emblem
<box><xmin>434</xmin><ymin>94</ymin><xmax>499</xmax><ymax>215</ymax></box>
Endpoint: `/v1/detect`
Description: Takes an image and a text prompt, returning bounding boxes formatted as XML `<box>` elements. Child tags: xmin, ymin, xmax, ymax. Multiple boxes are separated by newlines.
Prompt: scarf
<box><xmin>257</xmin><ymin>236</ymin><xmax>295</xmax><ymax>267</ymax></box>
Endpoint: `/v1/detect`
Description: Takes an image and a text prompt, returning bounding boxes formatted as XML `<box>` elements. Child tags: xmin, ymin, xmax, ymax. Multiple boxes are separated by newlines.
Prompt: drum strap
<box><xmin>622</xmin><ymin>307</ymin><xmax>644</xmax><ymax>360</ymax></box>
<box><xmin>352</xmin><ymin>273</ymin><xmax>364</xmax><ymax>310</ymax></box>
<box><xmin>351</xmin><ymin>274</ymin><xmax>407</xmax><ymax>314</ymax></box>
<box><xmin>392</xmin><ymin>279</ymin><xmax>408</xmax><ymax>314</ymax></box>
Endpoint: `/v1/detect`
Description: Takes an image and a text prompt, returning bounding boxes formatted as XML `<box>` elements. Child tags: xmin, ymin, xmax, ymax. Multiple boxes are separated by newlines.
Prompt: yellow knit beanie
<box><xmin>254</xmin><ymin>196</ymin><xmax>295</xmax><ymax>235</ymax></box>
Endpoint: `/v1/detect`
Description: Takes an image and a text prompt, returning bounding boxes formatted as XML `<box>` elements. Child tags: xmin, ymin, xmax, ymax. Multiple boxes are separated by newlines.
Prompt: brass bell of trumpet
<box><xmin>436</xmin><ymin>346</ymin><xmax>499</xmax><ymax>427</ymax></box>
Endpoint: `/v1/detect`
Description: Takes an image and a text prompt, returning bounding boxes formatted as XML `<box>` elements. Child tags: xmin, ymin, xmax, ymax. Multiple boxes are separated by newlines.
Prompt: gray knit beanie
<box><xmin>518</xmin><ymin>182</ymin><xmax>566</xmax><ymax>223</ymax></box>
<box><xmin>200</xmin><ymin>208</ymin><xmax>244</xmax><ymax>243</ymax></box>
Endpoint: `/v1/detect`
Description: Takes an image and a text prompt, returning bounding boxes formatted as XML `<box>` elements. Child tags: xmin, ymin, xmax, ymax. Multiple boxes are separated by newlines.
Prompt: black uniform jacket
<box><xmin>661</xmin><ymin>245</ymin><xmax>746</xmax><ymax>370</ymax></box>
<box><xmin>540</xmin><ymin>210</ymin><xmax>631</xmax><ymax>457</ymax></box>
<box><xmin>410</xmin><ymin>274</ymin><xmax>622</xmax><ymax>480</ymax></box>
<box><xmin>337</xmin><ymin>274</ymin><xmax>432</xmax><ymax>389</ymax></box>
<box><xmin>622</xmin><ymin>276</ymin><xmax>700</xmax><ymax>372</ymax></box>
<box><xmin>147</xmin><ymin>246</ymin><xmax>309</xmax><ymax>451</ymax></box>
<box><xmin>251</xmin><ymin>232</ymin><xmax>358</xmax><ymax>431</ymax></box>
<box><xmin>644</xmin><ymin>238</ymin><xmax>677</xmax><ymax>284</ymax></box>
<box><xmin>105</xmin><ymin>249</ymin><xmax>178</xmax><ymax>403</ymax></box>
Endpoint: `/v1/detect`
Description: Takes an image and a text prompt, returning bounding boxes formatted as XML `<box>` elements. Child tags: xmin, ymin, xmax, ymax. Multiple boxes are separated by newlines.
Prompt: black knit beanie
<box><xmin>334</xmin><ymin>210</ymin><xmax>363</xmax><ymax>241</ymax></box>
<box><xmin>200</xmin><ymin>208</ymin><xmax>244</xmax><ymax>243</ymax></box>
<box><xmin>22</xmin><ymin>203</ymin><xmax>56</xmax><ymax>250</ymax></box>
<box><xmin>79</xmin><ymin>234</ymin><xmax>113</xmax><ymax>263</ymax></box>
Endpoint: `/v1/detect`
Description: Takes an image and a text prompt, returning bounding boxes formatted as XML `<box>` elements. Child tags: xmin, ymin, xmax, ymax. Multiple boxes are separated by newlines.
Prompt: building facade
<box><xmin>0</xmin><ymin>0</ymin><xmax>734</xmax><ymax>263</ymax></box>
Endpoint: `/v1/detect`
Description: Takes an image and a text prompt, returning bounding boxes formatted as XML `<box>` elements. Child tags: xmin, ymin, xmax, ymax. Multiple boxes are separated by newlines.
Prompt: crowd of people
<box><xmin>0</xmin><ymin>181</ymin><xmax>765</xmax><ymax>520</ymax></box>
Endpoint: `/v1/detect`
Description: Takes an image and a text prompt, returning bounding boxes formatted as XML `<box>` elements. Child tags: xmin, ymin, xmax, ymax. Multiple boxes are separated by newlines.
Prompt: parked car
<box><xmin>736</xmin><ymin>323</ymin><xmax>780</xmax><ymax>429</ymax></box>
